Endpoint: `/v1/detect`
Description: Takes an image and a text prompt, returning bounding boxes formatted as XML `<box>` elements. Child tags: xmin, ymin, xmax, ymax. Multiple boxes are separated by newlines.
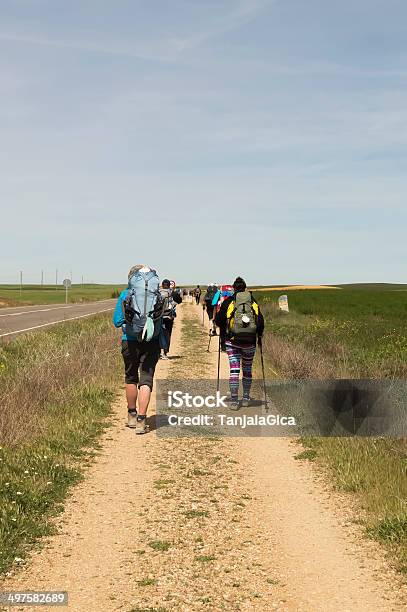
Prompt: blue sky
<box><xmin>0</xmin><ymin>0</ymin><xmax>406</xmax><ymax>285</ymax></box>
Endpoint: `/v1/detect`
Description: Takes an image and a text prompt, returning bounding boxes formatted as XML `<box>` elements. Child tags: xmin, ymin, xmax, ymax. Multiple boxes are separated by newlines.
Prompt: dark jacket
<box><xmin>215</xmin><ymin>291</ymin><xmax>264</xmax><ymax>344</ymax></box>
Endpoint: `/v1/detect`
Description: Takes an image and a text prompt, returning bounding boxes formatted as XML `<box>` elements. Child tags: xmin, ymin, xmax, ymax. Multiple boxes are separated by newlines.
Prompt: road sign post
<box><xmin>63</xmin><ymin>278</ymin><xmax>72</xmax><ymax>304</ymax></box>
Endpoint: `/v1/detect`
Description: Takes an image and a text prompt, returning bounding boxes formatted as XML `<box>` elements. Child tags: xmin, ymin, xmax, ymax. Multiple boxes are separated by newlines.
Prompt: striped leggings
<box><xmin>225</xmin><ymin>340</ymin><xmax>256</xmax><ymax>400</ymax></box>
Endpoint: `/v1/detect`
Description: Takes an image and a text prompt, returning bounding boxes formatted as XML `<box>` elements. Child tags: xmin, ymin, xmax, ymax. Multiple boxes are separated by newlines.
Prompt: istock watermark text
<box><xmin>167</xmin><ymin>390</ymin><xmax>227</xmax><ymax>409</ymax></box>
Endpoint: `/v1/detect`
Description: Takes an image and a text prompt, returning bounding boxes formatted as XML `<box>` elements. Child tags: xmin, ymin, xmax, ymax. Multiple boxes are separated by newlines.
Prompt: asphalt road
<box><xmin>0</xmin><ymin>299</ymin><xmax>116</xmax><ymax>340</ymax></box>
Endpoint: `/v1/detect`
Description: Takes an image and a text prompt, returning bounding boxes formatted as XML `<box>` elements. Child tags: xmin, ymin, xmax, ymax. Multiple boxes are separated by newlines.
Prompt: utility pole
<box><xmin>70</xmin><ymin>270</ymin><xmax>72</xmax><ymax>284</ymax></box>
<box><xmin>41</xmin><ymin>269</ymin><xmax>44</xmax><ymax>287</ymax></box>
<box><xmin>20</xmin><ymin>271</ymin><xmax>23</xmax><ymax>296</ymax></box>
<box><xmin>55</xmin><ymin>269</ymin><xmax>58</xmax><ymax>290</ymax></box>
<box><xmin>81</xmin><ymin>275</ymin><xmax>84</xmax><ymax>288</ymax></box>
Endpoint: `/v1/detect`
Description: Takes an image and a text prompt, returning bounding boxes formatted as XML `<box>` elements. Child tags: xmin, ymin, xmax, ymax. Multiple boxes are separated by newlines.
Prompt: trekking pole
<box><xmin>202</xmin><ymin>303</ymin><xmax>205</xmax><ymax>326</ymax></box>
<box><xmin>206</xmin><ymin>331</ymin><xmax>212</xmax><ymax>352</ymax></box>
<box><xmin>216</xmin><ymin>333</ymin><xmax>221</xmax><ymax>393</ymax></box>
<box><xmin>258</xmin><ymin>337</ymin><xmax>268</xmax><ymax>412</ymax></box>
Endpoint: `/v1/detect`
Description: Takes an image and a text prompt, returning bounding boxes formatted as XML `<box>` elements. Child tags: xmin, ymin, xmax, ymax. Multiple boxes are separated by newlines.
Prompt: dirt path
<box><xmin>2</xmin><ymin>302</ymin><xmax>405</xmax><ymax>611</ymax></box>
<box><xmin>200</xmin><ymin>307</ymin><xmax>405</xmax><ymax>611</ymax></box>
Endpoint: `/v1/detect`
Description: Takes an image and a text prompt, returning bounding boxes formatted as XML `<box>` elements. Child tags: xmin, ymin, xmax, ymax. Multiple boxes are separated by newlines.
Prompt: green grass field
<box><xmin>254</xmin><ymin>286</ymin><xmax>407</xmax><ymax>378</ymax></box>
<box><xmin>254</xmin><ymin>285</ymin><xmax>407</xmax><ymax>572</ymax></box>
<box><xmin>0</xmin><ymin>284</ymin><xmax>126</xmax><ymax>307</ymax></box>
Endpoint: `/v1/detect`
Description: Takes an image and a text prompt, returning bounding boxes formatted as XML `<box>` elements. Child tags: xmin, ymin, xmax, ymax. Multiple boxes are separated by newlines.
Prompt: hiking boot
<box><xmin>135</xmin><ymin>416</ymin><xmax>147</xmax><ymax>434</ymax></box>
<box><xmin>242</xmin><ymin>397</ymin><xmax>251</xmax><ymax>407</ymax></box>
<box><xmin>229</xmin><ymin>400</ymin><xmax>240</xmax><ymax>411</ymax></box>
<box><xmin>127</xmin><ymin>410</ymin><xmax>138</xmax><ymax>428</ymax></box>
<box><xmin>211</xmin><ymin>329</ymin><xmax>218</xmax><ymax>336</ymax></box>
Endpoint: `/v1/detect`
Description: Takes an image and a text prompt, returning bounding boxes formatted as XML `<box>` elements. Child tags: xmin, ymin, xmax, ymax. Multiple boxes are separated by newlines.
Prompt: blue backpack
<box><xmin>122</xmin><ymin>269</ymin><xmax>163</xmax><ymax>341</ymax></box>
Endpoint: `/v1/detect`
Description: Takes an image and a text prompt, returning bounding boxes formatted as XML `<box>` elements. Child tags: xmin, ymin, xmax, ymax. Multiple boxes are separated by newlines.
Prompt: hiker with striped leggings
<box><xmin>215</xmin><ymin>277</ymin><xmax>264</xmax><ymax>410</ymax></box>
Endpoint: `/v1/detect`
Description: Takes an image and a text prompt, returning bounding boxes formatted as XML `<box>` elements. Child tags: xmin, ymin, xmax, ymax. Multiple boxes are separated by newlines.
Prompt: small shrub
<box><xmin>294</xmin><ymin>449</ymin><xmax>317</xmax><ymax>461</ymax></box>
<box><xmin>154</xmin><ymin>479</ymin><xmax>175</xmax><ymax>489</ymax></box>
<box><xmin>148</xmin><ymin>540</ymin><xmax>172</xmax><ymax>552</ymax></box>
<box><xmin>369</xmin><ymin>518</ymin><xmax>407</xmax><ymax>543</ymax></box>
<box><xmin>137</xmin><ymin>578</ymin><xmax>157</xmax><ymax>587</ymax></box>
<box><xmin>183</xmin><ymin>510</ymin><xmax>209</xmax><ymax>519</ymax></box>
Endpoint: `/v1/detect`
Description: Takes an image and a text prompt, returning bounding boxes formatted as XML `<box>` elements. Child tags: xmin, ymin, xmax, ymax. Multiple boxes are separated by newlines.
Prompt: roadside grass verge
<box><xmin>255</xmin><ymin>288</ymin><xmax>407</xmax><ymax>573</ymax></box>
<box><xmin>0</xmin><ymin>314</ymin><xmax>121</xmax><ymax>575</ymax></box>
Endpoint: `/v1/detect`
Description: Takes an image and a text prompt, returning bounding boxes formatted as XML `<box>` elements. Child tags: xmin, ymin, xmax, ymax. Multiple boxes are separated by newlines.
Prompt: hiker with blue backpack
<box><xmin>159</xmin><ymin>279</ymin><xmax>182</xmax><ymax>360</ymax></box>
<box><xmin>207</xmin><ymin>284</ymin><xmax>234</xmax><ymax>344</ymax></box>
<box><xmin>113</xmin><ymin>265</ymin><xmax>164</xmax><ymax>434</ymax></box>
<box><xmin>215</xmin><ymin>277</ymin><xmax>264</xmax><ymax>410</ymax></box>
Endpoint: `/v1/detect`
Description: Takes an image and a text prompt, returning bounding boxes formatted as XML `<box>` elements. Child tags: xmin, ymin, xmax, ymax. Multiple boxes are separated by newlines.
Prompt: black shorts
<box><xmin>206</xmin><ymin>303</ymin><xmax>214</xmax><ymax>320</ymax></box>
<box><xmin>121</xmin><ymin>339</ymin><xmax>160</xmax><ymax>389</ymax></box>
<box><xmin>162</xmin><ymin>317</ymin><xmax>174</xmax><ymax>338</ymax></box>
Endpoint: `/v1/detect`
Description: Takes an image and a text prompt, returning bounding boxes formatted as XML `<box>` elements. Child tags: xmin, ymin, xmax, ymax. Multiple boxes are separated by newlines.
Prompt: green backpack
<box><xmin>227</xmin><ymin>291</ymin><xmax>258</xmax><ymax>341</ymax></box>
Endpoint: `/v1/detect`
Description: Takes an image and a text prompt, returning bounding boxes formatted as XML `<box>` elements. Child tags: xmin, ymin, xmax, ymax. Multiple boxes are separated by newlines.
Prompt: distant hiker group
<box><xmin>113</xmin><ymin>266</ymin><xmax>265</xmax><ymax>433</ymax></box>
